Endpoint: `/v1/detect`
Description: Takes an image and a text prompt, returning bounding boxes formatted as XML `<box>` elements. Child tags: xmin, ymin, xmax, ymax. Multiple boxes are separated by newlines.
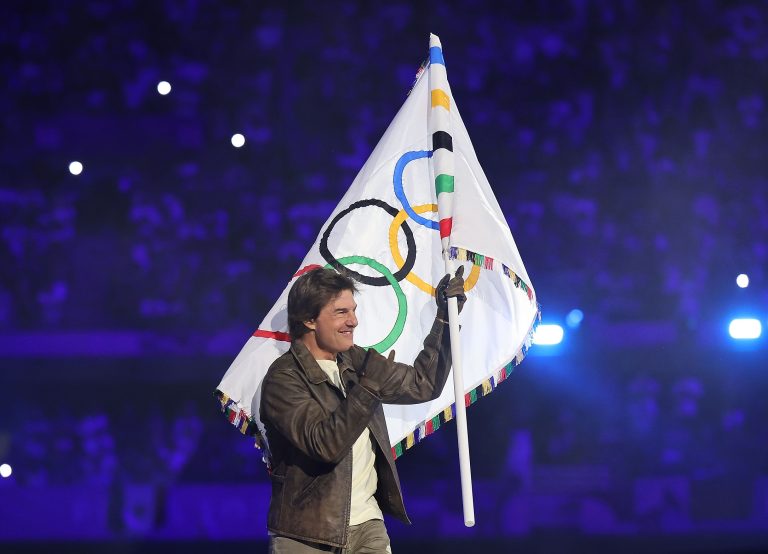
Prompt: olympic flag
<box><xmin>216</xmin><ymin>34</ymin><xmax>539</xmax><ymax>490</ymax></box>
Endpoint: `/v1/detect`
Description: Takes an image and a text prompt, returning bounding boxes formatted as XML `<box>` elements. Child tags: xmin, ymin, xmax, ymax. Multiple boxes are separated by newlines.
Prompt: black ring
<box><xmin>319</xmin><ymin>199</ymin><xmax>416</xmax><ymax>286</ymax></box>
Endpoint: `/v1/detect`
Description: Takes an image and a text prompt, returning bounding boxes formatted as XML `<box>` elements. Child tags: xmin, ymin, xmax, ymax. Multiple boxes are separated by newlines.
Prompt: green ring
<box><xmin>325</xmin><ymin>255</ymin><xmax>407</xmax><ymax>352</ymax></box>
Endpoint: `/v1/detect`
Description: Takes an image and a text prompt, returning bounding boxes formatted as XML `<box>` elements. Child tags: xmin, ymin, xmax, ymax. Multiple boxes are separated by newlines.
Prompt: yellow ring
<box><xmin>388</xmin><ymin>203</ymin><xmax>480</xmax><ymax>295</ymax></box>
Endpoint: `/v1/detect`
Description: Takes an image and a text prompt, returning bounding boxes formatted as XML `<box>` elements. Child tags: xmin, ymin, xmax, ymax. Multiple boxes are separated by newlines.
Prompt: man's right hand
<box><xmin>436</xmin><ymin>265</ymin><xmax>466</xmax><ymax>321</ymax></box>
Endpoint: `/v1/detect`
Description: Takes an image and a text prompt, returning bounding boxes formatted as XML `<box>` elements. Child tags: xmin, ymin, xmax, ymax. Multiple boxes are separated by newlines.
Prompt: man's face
<box><xmin>304</xmin><ymin>289</ymin><xmax>358</xmax><ymax>358</ymax></box>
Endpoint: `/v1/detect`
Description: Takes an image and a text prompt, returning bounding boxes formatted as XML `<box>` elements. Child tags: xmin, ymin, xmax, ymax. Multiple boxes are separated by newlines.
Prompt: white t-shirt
<box><xmin>316</xmin><ymin>358</ymin><xmax>383</xmax><ymax>525</ymax></box>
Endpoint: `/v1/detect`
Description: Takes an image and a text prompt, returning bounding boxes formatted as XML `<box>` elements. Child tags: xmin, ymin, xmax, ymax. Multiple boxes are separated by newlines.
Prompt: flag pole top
<box><xmin>430</xmin><ymin>33</ymin><xmax>442</xmax><ymax>48</ymax></box>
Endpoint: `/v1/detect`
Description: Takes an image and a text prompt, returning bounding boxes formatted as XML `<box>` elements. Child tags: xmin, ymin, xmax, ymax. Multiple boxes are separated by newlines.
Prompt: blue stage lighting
<box><xmin>728</xmin><ymin>318</ymin><xmax>762</xmax><ymax>340</ymax></box>
<box><xmin>533</xmin><ymin>324</ymin><xmax>564</xmax><ymax>345</ymax></box>
<box><xmin>565</xmin><ymin>309</ymin><xmax>584</xmax><ymax>329</ymax></box>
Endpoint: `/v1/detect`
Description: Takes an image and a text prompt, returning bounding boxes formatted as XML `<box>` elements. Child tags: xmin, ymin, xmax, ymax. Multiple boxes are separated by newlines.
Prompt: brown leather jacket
<box><xmin>259</xmin><ymin>317</ymin><xmax>452</xmax><ymax>548</ymax></box>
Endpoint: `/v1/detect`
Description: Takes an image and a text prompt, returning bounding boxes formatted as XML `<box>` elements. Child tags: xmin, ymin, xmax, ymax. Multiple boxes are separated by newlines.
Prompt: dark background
<box><xmin>1</xmin><ymin>1</ymin><xmax>767</xmax><ymax>552</ymax></box>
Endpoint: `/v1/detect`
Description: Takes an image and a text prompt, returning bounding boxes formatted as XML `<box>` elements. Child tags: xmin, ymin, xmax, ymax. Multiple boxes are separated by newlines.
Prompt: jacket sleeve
<box><xmin>261</xmin><ymin>366</ymin><xmax>382</xmax><ymax>465</ymax></box>
<box><xmin>350</xmin><ymin>316</ymin><xmax>453</xmax><ymax>405</ymax></box>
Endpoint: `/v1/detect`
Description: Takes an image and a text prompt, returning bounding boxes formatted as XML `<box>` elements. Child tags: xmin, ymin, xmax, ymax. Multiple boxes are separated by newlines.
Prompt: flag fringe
<box><xmin>448</xmin><ymin>246</ymin><xmax>535</xmax><ymax>302</ymax></box>
<box><xmin>214</xmin><ymin>389</ymin><xmax>264</xmax><ymax>444</ymax></box>
<box><xmin>390</xmin><ymin>307</ymin><xmax>541</xmax><ymax>460</ymax></box>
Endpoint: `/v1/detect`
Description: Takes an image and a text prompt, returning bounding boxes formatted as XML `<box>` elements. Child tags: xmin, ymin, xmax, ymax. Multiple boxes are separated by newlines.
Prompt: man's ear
<box><xmin>303</xmin><ymin>319</ymin><xmax>316</xmax><ymax>331</ymax></box>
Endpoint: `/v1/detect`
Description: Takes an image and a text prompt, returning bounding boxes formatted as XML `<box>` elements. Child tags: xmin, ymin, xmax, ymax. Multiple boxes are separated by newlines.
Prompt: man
<box><xmin>260</xmin><ymin>266</ymin><xmax>466</xmax><ymax>553</ymax></box>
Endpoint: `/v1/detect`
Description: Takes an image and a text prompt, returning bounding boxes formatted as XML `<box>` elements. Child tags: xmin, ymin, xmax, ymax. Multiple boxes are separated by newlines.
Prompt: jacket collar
<box><xmin>337</xmin><ymin>349</ymin><xmax>356</xmax><ymax>375</ymax></box>
<box><xmin>289</xmin><ymin>340</ymin><xmax>355</xmax><ymax>384</ymax></box>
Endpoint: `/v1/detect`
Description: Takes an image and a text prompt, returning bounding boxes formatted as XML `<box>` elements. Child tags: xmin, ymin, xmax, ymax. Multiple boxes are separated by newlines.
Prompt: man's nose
<box><xmin>347</xmin><ymin>312</ymin><xmax>358</xmax><ymax>328</ymax></box>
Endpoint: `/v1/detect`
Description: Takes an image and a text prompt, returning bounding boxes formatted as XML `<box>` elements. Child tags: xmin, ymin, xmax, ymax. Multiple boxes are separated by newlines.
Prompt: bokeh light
<box><xmin>565</xmin><ymin>309</ymin><xmax>584</xmax><ymax>329</ymax></box>
<box><xmin>231</xmin><ymin>133</ymin><xmax>245</xmax><ymax>148</ymax></box>
<box><xmin>736</xmin><ymin>274</ymin><xmax>749</xmax><ymax>288</ymax></box>
<box><xmin>68</xmin><ymin>161</ymin><xmax>83</xmax><ymax>175</ymax></box>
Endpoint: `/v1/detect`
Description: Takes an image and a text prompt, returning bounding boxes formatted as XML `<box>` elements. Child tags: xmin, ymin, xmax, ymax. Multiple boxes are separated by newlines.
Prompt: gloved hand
<box><xmin>435</xmin><ymin>265</ymin><xmax>466</xmax><ymax>321</ymax></box>
<box><xmin>357</xmin><ymin>348</ymin><xmax>397</xmax><ymax>396</ymax></box>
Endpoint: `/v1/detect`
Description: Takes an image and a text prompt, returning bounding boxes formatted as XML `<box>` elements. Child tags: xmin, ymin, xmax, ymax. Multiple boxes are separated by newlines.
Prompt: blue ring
<box><xmin>393</xmin><ymin>150</ymin><xmax>439</xmax><ymax>230</ymax></box>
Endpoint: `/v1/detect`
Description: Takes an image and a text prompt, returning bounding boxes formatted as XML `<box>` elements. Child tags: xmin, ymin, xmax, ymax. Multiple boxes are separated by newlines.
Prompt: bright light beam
<box><xmin>736</xmin><ymin>274</ymin><xmax>749</xmax><ymax>288</ymax></box>
<box><xmin>533</xmin><ymin>324</ymin><xmax>564</xmax><ymax>345</ymax></box>
<box><xmin>0</xmin><ymin>464</ymin><xmax>11</xmax><ymax>478</ymax></box>
<box><xmin>729</xmin><ymin>318</ymin><xmax>762</xmax><ymax>340</ymax></box>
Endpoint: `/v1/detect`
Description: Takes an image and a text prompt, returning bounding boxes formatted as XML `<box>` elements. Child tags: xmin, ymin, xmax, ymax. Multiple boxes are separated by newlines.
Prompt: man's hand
<box><xmin>435</xmin><ymin>265</ymin><xmax>466</xmax><ymax>321</ymax></box>
<box><xmin>357</xmin><ymin>348</ymin><xmax>397</xmax><ymax>396</ymax></box>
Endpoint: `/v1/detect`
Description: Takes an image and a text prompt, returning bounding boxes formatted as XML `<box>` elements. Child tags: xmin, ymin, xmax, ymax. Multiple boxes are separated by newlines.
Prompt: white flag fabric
<box><xmin>216</xmin><ymin>34</ymin><xmax>539</xmax><ymax>461</ymax></box>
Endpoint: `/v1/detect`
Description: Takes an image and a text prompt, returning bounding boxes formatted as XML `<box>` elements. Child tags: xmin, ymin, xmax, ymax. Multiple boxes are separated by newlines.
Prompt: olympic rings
<box><xmin>320</xmin><ymin>199</ymin><xmax>416</xmax><ymax>287</ymax></box>
<box><xmin>325</xmin><ymin>255</ymin><xmax>406</xmax><ymax>353</ymax></box>
<box><xmin>388</xmin><ymin>203</ymin><xmax>480</xmax><ymax>295</ymax></box>
<box><xmin>266</xmin><ymin>150</ymin><xmax>496</xmax><ymax>349</ymax></box>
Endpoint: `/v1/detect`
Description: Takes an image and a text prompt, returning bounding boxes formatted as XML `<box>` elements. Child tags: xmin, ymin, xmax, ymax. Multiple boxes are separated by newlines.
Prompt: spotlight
<box><xmin>231</xmin><ymin>133</ymin><xmax>246</xmax><ymax>148</ymax></box>
<box><xmin>533</xmin><ymin>324</ymin><xmax>564</xmax><ymax>345</ymax></box>
<box><xmin>736</xmin><ymin>274</ymin><xmax>749</xmax><ymax>288</ymax></box>
<box><xmin>0</xmin><ymin>463</ymin><xmax>11</xmax><ymax>478</ymax></box>
<box><xmin>157</xmin><ymin>81</ymin><xmax>172</xmax><ymax>95</ymax></box>
<box><xmin>565</xmin><ymin>309</ymin><xmax>584</xmax><ymax>329</ymax></box>
<box><xmin>729</xmin><ymin>318</ymin><xmax>762</xmax><ymax>340</ymax></box>
<box><xmin>68</xmin><ymin>161</ymin><xmax>83</xmax><ymax>175</ymax></box>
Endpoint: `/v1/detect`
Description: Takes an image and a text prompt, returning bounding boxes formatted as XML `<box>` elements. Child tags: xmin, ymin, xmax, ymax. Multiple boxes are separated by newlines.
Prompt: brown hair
<box><xmin>287</xmin><ymin>268</ymin><xmax>358</xmax><ymax>340</ymax></box>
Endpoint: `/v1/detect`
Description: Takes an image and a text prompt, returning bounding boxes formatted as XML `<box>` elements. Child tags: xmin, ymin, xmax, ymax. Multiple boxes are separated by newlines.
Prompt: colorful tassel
<box><xmin>215</xmin><ymin>389</ymin><xmax>260</xmax><ymax>441</ymax></box>
<box><xmin>448</xmin><ymin>246</ymin><xmax>535</xmax><ymax>305</ymax></box>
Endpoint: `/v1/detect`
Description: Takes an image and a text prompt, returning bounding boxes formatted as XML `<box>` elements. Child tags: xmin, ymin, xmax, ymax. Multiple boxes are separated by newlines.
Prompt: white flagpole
<box><xmin>429</xmin><ymin>31</ymin><xmax>475</xmax><ymax>527</ymax></box>
<box><xmin>445</xmin><ymin>260</ymin><xmax>475</xmax><ymax>527</ymax></box>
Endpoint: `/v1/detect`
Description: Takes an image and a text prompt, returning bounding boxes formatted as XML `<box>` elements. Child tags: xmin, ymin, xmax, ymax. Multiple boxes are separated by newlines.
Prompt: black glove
<box><xmin>357</xmin><ymin>348</ymin><xmax>397</xmax><ymax>396</ymax></box>
<box><xmin>435</xmin><ymin>265</ymin><xmax>466</xmax><ymax>321</ymax></box>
